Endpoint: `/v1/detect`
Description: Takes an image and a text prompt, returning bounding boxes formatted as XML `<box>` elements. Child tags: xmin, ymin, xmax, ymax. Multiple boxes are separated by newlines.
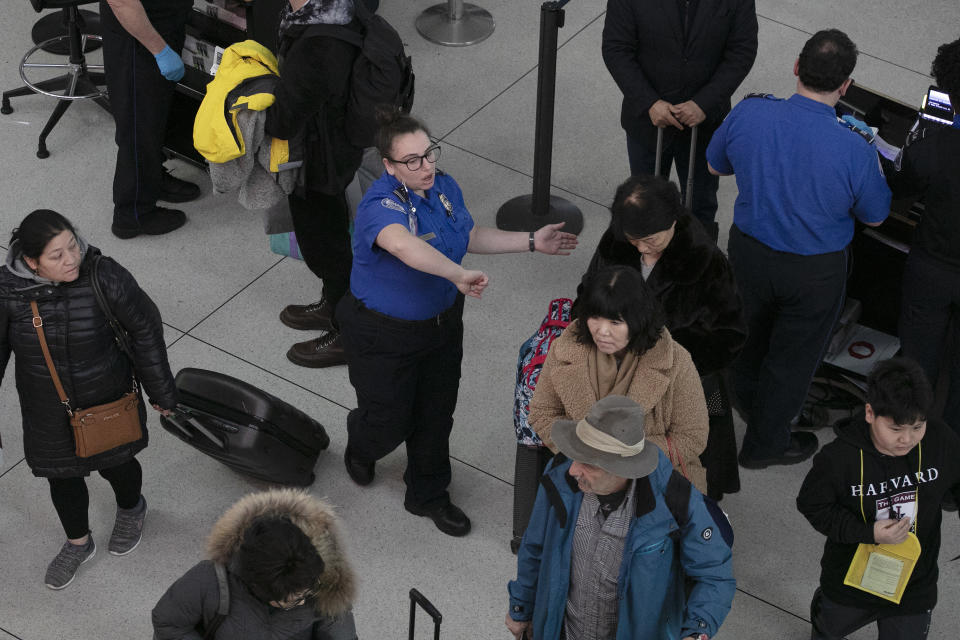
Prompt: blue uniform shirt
<box><xmin>706</xmin><ymin>94</ymin><xmax>891</xmax><ymax>255</ymax></box>
<box><xmin>350</xmin><ymin>171</ymin><xmax>475</xmax><ymax>321</ymax></box>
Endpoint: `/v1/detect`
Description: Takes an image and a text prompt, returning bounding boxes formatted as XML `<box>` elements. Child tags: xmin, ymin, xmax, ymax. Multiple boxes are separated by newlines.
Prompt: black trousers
<box><xmin>899</xmin><ymin>249</ymin><xmax>960</xmax><ymax>434</ymax></box>
<box><xmin>337</xmin><ymin>293</ymin><xmax>464</xmax><ymax>510</ymax></box>
<box><xmin>288</xmin><ymin>189</ymin><xmax>352</xmax><ymax>312</ymax></box>
<box><xmin>728</xmin><ymin>225</ymin><xmax>847</xmax><ymax>459</ymax></box>
<box><xmin>810</xmin><ymin>588</ymin><xmax>931</xmax><ymax>640</ymax></box>
<box><xmin>626</xmin><ymin>125</ymin><xmax>721</xmax><ymax>236</ymax></box>
<box><xmin>47</xmin><ymin>458</ymin><xmax>143</xmax><ymax>539</ymax></box>
<box><xmin>99</xmin><ymin>1</ymin><xmax>189</xmax><ymax>223</ymax></box>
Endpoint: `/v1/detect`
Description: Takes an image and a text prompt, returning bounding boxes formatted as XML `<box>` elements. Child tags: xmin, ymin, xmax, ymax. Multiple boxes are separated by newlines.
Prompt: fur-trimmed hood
<box><xmin>206</xmin><ymin>489</ymin><xmax>356</xmax><ymax>618</ymax></box>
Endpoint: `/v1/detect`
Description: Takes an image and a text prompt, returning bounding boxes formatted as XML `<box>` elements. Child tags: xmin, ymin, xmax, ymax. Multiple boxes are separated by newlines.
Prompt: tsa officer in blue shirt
<box><xmin>705</xmin><ymin>29</ymin><xmax>891</xmax><ymax>470</ymax></box>
<box><xmin>336</xmin><ymin>111</ymin><xmax>578</xmax><ymax>537</ymax></box>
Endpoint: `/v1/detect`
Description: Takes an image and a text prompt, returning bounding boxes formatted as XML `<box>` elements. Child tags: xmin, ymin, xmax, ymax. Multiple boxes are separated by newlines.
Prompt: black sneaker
<box><xmin>159</xmin><ymin>168</ymin><xmax>201</xmax><ymax>203</ymax></box>
<box><xmin>280</xmin><ymin>298</ymin><xmax>335</xmax><ymax>331</ymax></box>
<box><xmin>286</xmin><ymin>331</ymin><xmax>346</xmax><ymax>368</ymax></box>
<box><xmin>738</xmin><ymin>432</ymin><xmax>818</xmax><ymax>469</ymax></box>
<box><xmin>112</xmin><ymin>207</ymin><xmax>187</xmax><ymax>239</ymax></box>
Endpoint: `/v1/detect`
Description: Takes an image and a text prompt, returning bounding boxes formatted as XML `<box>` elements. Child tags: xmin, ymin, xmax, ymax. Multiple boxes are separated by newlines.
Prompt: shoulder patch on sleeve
<box><xmin>743</xmin><ymin>92</ymin><xmax>779</xmax><ymax>101</ymax></box>
<box><xmin>379</xmin><ymin>198</ymin><xmax>406</xmax><ymax>213</ymax></box>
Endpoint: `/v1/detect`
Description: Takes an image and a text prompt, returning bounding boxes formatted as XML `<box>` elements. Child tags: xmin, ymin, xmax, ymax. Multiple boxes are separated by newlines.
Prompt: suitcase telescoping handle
<box><xmin>654</xmin><ymin>124</ymin><xmax>698</xmax><ymax>211</ymax></box>
<box><xmin>165</xmin><ymin>406</ymin><xmax>227</xmax><ymax>449</ymax></box>
<box><xmin>408</xmin><ymin>588</ymin><xmax>441</xmax><ymax>640</ymax></box>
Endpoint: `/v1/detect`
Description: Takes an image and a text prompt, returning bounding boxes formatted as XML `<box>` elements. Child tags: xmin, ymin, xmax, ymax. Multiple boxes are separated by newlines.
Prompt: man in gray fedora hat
<box><xmin>506</xmin><ymin>395</ymin><xmax>736</xmax><ymax>640</ymax></box>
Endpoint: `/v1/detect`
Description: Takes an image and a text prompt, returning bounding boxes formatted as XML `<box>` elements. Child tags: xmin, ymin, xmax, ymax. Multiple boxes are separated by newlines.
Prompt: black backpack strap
<box><xmin>303</xmin><ymin>23</ymin><xmax>363</xmax><ymax>48</ymax></box>
<box><xmin>538</xmin><ymin>474</ymin><xmax>569</xmax><ymax>528</ymax></box>
<box><xmin>90</xmin><ymin>255</ymin><xmax>137</xmax><ymax>365</ymax></box>
<box><xmin>664</xmin><ymin>470</ymin><xmax>692</xmax><ymax>542</ymax></box>
<box><xmin>202</xmin><ymin>563</ymin><xmax>230</xmax><ymax>640</ymax></box>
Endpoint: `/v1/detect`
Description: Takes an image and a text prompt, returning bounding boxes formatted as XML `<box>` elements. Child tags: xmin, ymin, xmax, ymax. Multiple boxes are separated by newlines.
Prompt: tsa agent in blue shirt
<box><xmin>336</xmin><ymin>112</ymin><xmax>578</xmax><ymax>537</ymax></box>
<box><xmin>705</xmin><ymin>29</ymin><xmax>891</xmax><ymax>470</ymax></box>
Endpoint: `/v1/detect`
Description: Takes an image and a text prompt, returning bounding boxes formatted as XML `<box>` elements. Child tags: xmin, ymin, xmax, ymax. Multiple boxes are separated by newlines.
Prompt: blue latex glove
<box><xmin>154</xmin><ymin>45</ymin><xmax>184</xmax><ymax>82</ymax></box>
<box><xmin>841</xmin><ymin>114</ymin><xmax>874</xmax><ymax>142</ymax></box>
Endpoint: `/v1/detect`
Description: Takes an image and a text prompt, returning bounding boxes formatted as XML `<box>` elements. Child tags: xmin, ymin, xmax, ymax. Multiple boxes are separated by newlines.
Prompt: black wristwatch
<box><xmin>528</xmin><ymin>231</ymin><xmax>536</xmax><ymax>252</ymax></box>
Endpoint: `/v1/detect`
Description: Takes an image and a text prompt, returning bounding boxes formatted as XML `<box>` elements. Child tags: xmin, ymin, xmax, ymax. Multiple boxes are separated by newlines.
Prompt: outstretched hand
<box><xmin>456</xmin><ymin>269</ymin><xmax>489</xmax><ymax>299</ymax></box>
<box><xmin>533</xmin><ymin>222</ymin><xmax>579</xmax><ymax>255</ymax></box>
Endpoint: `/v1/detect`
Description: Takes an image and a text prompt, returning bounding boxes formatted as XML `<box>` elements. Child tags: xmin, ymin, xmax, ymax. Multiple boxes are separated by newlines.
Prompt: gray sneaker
<box><xmin>109</xmin><ymin>496</ymin><xmax>147</xmax><ymax>556</ymax></box>
<box><xmin>44</xmin><ymin>538</ymin><xmax>96</xmax><ymax>590</ymax></box>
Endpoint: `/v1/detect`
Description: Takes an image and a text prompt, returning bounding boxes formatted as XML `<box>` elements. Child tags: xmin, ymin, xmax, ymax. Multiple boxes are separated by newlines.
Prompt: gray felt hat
<box><xmin>552</xmin><ymin>395</ymin><xmax>658</xmax><ymax>479</ymax></box>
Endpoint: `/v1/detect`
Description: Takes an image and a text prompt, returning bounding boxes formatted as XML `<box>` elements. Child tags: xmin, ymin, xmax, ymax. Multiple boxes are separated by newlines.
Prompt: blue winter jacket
<box><xmin>508</xmin><ymin>452</ymin><xmax>736</xmax><ymax>639</ymax></box>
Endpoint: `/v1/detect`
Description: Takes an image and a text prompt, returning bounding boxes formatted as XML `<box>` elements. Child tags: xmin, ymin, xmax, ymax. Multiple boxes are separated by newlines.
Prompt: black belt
<box><xmin>352</xmin><ymin>293</ymin><xmax>462</xmax><ymax>328</ymax></box>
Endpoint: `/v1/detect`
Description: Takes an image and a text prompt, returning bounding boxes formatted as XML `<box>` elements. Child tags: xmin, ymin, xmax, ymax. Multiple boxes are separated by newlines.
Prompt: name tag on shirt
<box><xmin>418</xmin><ymin>232</ymin><xmax>437</xmax><ymax>241</ymax></box>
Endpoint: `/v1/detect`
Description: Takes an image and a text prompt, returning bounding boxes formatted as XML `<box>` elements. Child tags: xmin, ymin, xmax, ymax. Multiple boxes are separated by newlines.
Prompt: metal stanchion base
<box><xmin>415</xmin><ymin>3</ymin><xmax>495</xmax><ymax>47</ymax></box>
<box><xmin>496</xmin><ymin>194</ymin><xmax>584</xmax><ymax>235</ymax></box>
<box><xmin>31</xmin><ymin>10</ymin><xmax>102</xmax><ymax>55</ymax></box>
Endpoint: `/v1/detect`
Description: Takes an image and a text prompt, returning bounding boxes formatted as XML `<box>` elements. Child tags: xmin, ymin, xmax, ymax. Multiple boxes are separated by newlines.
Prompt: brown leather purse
<box><xmin>29</xmin><ymin>259</ymin><xmax>142</xmax><ymax>458</ymax></box>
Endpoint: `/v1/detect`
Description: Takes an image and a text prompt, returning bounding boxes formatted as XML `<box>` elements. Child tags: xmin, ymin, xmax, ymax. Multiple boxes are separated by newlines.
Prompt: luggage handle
<box><xmin>408</xmin><ymin>588</ymin><xmax>441</xmax><ymax>640</ymax></box>
<box><xmin>654</xmin><ymin>125</ymin><xmax>698</xmax><ymax>211</ymax></box>
<box><xmin>167</xmin><ymin>407</ymin><xmax>227</xmax><ymax>449</ymax></box>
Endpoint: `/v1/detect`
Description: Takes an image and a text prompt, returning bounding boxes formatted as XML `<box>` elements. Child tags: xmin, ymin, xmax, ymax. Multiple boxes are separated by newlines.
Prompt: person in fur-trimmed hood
<box><xmin>152</xmin><ymin>489</ymin><xmax>358</xmax><ymax>640</ymax></box>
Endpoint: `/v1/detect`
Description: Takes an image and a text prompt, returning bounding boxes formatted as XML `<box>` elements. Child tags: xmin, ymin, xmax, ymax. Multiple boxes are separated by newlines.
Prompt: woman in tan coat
<box><xmin>530</xmin><ymin>265</ymin><xmax>709</xmax><ymax>492</ymax></box>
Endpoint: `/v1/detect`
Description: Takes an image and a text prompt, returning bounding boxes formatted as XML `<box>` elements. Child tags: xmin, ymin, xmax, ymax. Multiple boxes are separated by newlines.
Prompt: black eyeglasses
<box><xmin>387</xmin><ymin>144</ymin><xmax>441</xmax><ymax>171</ymax></box>
<box><xmin>271</xmin><ymin>587</ymin><xmax>319</xmax><ymax>610</ymax></box>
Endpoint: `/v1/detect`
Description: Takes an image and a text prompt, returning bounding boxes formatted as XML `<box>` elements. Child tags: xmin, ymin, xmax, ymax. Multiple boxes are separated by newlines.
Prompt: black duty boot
<box><xmin>286</xmin><ymin>331</ymin><xmax>346</xmax><ymax>368</ymax></box>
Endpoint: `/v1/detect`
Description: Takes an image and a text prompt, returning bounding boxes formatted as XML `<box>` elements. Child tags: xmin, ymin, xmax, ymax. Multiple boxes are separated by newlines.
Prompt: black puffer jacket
<box><xmin>0</xmin><ymin>243</ymin><xmax>177</xmax><ymax>478</ymax></box>
<box><xmin>581</xmin><ymin>214</ymin><xmax>747</xmax><ymax>375</ymax></box>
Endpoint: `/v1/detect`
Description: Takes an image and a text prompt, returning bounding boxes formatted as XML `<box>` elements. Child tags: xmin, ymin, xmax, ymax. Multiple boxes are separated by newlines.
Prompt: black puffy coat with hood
<box><xmin>0</xmin><ymin>239</ymin><xmax>177</xmax><ymax>478</ymax></box>
<box><xmin>152</xmin><ymin>489</ymin><xmax>358</xmax><ymax>640</ymax></box>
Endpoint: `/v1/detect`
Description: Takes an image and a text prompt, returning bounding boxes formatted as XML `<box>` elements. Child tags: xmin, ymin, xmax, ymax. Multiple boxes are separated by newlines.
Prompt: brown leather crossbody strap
<box><xmin>29</xmin><ymin>300</ymin><xmax>73</xmax><ymax>415</ymax></box>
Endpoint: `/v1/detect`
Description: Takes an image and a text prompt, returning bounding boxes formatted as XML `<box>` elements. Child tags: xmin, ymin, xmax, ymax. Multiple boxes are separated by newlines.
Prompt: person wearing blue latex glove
<box><xmin>153</xmin><ymin>44</ymin><xmax>184</xmax><ymax>82</ymax></box>
<box><xmin>100</xmin><ymin>0</ymin><xmax>198</xmax><ymax>240</ymax></box>
<box><xmin>840</xmin><ymin>114</ymin><xmax>875</xmax><ymax>143</ymax></box>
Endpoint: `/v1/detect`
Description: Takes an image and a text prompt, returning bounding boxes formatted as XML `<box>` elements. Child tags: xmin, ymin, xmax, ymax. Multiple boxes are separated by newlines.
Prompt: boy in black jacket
<box><xmin>797</xmin><ymin>357</ymin><xmax>960</xmax><ymax>640</ymax></box>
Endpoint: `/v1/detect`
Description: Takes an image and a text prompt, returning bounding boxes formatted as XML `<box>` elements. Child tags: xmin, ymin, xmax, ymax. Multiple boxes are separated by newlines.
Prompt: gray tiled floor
<box><xmin>1</xmin><ymin>1</ymin><xmax>958</xmax><ymax>639</ymax></box>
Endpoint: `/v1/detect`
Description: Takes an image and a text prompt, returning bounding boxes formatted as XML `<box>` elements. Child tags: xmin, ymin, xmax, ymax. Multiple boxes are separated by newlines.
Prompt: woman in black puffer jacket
<box><xmin>0</xmin><ymin>209</ymin><xmax>177</xmax><ymax>590</ymax></box>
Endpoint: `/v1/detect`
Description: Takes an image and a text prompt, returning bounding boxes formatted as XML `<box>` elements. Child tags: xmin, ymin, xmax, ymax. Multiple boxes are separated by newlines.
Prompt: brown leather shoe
<box><xmin>280</xmin><ymin>298</ymin><xmax>335</xmax><ymax>331</ymax></box>
<box><xmin>286</xmin><ymin>332</ymin><xmax>346</xmax><ymax>368</ymax></box>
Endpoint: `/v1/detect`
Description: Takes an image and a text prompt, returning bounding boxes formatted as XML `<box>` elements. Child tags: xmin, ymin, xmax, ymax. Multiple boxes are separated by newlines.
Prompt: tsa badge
<box><xmin>438</xmin><ymin>193</ymin><xmax>456</xmax><ymax>221</ymax></box>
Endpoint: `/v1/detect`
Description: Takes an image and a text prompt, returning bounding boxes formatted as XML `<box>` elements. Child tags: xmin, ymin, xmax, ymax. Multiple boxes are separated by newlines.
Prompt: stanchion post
<box><xmin>496</xmin><ymin>1</ymin><xmax>583</xmax><ymax>234</ymax></box>
<box><xmin>416</xmin><ymin>0</ymin><xmax>495</xmax><ymax>47</ymax></box>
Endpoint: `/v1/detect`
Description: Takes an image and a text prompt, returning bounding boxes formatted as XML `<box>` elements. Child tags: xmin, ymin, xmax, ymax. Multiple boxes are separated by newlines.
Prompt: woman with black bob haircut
<box><xmin>336</xmin><ymin>109</ymin><xmax>578</xmax><ymax>537</ymax></box>
<box><xmin>580</xmin><ymin>174</ymin><xmax>746</xmax><ymax>499</ymax></box>
<box><xmin>153</xmin><ymin>489</ymin><xmax>358</xmax><ymax>639</ymax></box>
<box><xmin>0</xmin><ymin>209</ymin><xmax>176</xmax><ymax>590</ymax></box>
<box><xmin>530</xmin><ymin>265</ymin><xmax>710</xmax><ymax>491</ymax></box>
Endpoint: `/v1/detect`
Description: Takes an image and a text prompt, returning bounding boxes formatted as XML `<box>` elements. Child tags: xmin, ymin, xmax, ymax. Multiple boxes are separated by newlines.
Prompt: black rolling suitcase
<box><xmin>159</xmin><ymin>368</ymin><xmax>330</xmax><ymax>486</ymax></box>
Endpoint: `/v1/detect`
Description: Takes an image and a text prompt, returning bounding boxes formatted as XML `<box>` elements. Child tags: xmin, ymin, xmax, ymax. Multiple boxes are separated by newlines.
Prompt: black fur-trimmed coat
<box><xmin>582</xmin><ymin>215</ymin><xmax>746</xmax><ymax>375</ymax></box>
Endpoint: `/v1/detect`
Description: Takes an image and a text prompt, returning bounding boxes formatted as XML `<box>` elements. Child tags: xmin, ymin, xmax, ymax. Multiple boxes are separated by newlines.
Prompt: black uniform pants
<box><xmin>337</xmin><ymin>293</ymin><xmax>464</xmax><ymax>510</ymax></box>
<box><xmin>99</xmin><ymin>1</ymin><xmax>189</xmax><ymax>224</ymax></box>
<box><xmin>728</xmin><ymin>225</ymin><xmax>847</xmax><ymax>459</ymax></box>
<box><xmin>626</xmin><ymin>124</ymin><xmax>721</xmax><ymax>238</ymax></box>
<box><xmin>48</xmin><ymin>457</ymin><xmax>142</xmax><ymax>539</ymax></box>
<box><xmin>810</xmin><ymin>588</ymin><xmax>931</xmax><ymax>640</ymax></box>
<box><xmin>288</xmin><ymin>189</ymin><xmax>352</xmax><ymax>312</ymax></box>
<box><xmin>899</xmin><ymin>249</ymin><xmax>960</xmax><ymax>434</ymax></box>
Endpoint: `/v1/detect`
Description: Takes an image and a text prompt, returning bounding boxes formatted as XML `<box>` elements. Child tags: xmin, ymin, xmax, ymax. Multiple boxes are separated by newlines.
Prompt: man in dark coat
<box><xmin>601</xmin><ymin>0</ymin><xmax>758</xmax><ymax>238</ymax></box>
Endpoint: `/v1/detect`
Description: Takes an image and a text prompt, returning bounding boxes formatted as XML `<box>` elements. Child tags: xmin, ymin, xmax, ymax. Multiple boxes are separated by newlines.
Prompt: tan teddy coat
<box><xmin>529</xmin><ymin>323</ymin><xmax>709</xmax><ymax>492</ymax></box>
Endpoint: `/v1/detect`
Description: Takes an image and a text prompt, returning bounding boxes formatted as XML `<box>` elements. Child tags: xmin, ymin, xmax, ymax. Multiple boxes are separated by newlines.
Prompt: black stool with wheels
<box><xmin>2</xmin><ymin>0</ymin><xmax>111</xmax><ymax>159</ymax></box>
